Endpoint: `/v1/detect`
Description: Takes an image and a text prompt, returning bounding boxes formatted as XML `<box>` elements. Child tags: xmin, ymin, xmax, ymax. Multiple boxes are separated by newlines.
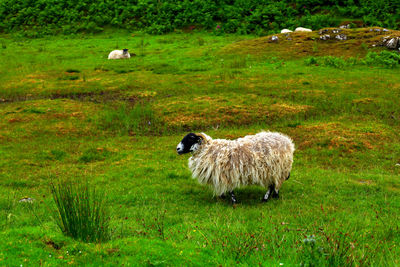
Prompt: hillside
<box><xmin>222</xmin><ymin>27</ymin><xmax>400</xmax><ymax>58</ymax></box>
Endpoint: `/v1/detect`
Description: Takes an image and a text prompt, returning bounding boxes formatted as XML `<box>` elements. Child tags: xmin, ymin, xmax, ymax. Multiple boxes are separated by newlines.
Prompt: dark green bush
<box><xmin>305</xmin><ymin>52</ymin><xmax>400</xmax><ymax>69</ymax></box>
<box><xmin>0</xmin><ymin>0</ymin><xmax>399</xmax><ymax>35</ymax></box>
<box><xmin>363</xmin><ymin>51</ymin><xmax>400</xmax><ymax>68</ymax></box>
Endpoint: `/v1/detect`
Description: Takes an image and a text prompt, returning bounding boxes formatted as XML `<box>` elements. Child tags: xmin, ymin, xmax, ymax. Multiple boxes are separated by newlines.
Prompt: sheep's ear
<box><xmin>195</xmin><ymin>134</ymin><xmax>204</xmax><ymax>144</ymax></box>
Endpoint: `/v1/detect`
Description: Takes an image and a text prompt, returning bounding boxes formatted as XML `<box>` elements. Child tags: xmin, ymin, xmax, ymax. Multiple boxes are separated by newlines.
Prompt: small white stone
<box><xmin>19</xmin><ymin>198</ymin><xmax>34</xmax><ymax>203</ymax></box>
<box><xmin>271</xmin><ymin>35</ymin><xmax>278</xmax><ymax>41</ymax></box>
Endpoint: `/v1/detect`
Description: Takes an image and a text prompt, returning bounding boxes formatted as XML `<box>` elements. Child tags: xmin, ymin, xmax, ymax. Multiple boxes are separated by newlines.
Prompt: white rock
<box><xmin>281</xmin><ymin>29</ymin><xmax>293</xmax><ymax>33</ymax></box>
<box><xmin>335</xmin><ymin>34</ymin><xmax>347</xmax><ymax>41</ymax></box>
<box><xmin>271</xmin><ymin>35</ymin><xmax>279</xmax><ymax>42</ymax></box>
<box><xmin>386</xmin><ymin>38</ymin><xmax>399</xmax><ymax>49</ymax></box>
<box><xmin>19</xmin><ymin>197</ymin><xmax>34</xmax><ymax>203</ymax></box>
<box><xmin>320</xmin><ymin>34</ymin><xmax>330</xmax><ymax>40</ymax></box>
<box><xmin>295</xmin><ymin>27</ymin><xmax>312</xmax><ymax>32</ymax></box>
<box><xmin>108</xmin><ymin>49</ymin><xmax>131</xmax><ymax>59</ymax></box>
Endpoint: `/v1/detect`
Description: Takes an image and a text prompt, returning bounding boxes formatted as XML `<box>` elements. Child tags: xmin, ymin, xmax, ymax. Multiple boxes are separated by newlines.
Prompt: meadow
<box><xmin>0</xmin><ymin>30</ymin><xmax>399</xmax><ymax>266</ymax></box>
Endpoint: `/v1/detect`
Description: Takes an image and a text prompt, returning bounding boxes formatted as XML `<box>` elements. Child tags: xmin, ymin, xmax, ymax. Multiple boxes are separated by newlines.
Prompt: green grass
<box><xmin>50</xmin><ymin>179</ymin><xmax>110</xmax><ymax>242</ymax></box>
<box><xmin>0</xmin><ymin>30</ymin><xmax>399</xmax><ymax>266</ymax></box>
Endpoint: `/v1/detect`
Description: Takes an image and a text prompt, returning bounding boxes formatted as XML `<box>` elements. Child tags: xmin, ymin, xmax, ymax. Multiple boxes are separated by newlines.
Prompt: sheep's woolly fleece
<box><xmin>188</xmin><ymin>132</ymin><xmax>295</xmax><ymax>196</ymax></box>
<box><xmin>108</xmin><ymin>50</ymin><xmax>131</xmax><ymax>59</ymax></box>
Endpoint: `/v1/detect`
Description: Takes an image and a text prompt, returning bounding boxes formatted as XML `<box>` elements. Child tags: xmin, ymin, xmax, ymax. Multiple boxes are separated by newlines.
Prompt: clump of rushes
<box><xmin>50</xmin><ymin>179</ymin><xmax>110</xmax><ymax>243</ymax></box>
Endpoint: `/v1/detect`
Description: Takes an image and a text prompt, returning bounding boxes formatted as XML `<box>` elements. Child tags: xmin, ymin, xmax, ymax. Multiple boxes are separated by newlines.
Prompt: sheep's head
<box><xmin>123</xmin><ymin>49</ymin><xmax>129</xmax><ymax>54</ymax></box>
<box><xmin>177</xmin><ymin>133</ymin><xmax>203</xmax><ymax>155</ymax></box>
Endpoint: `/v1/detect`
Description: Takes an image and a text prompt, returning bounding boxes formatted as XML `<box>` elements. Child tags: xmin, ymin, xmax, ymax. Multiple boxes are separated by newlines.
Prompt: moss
<box><xmin>221</xmin><ymin>27</ymin><xmax>400</xmax><ymax>59</ymax></box>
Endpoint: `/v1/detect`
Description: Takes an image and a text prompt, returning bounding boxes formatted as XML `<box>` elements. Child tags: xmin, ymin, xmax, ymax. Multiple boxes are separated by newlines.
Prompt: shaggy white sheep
<box><xmin>295</xmin><ymin>27</ymin><xmax>312</xmax><ymax>32</ymax></box>
<box><xmin>108</xmin><ymin>49</ymin><xmax>131</xmax><ymax>59</ymax></box>
<box><xmin>177</xmin><ymin>132</ymin><xmax>295</xmax><ymax>204</ymax></box>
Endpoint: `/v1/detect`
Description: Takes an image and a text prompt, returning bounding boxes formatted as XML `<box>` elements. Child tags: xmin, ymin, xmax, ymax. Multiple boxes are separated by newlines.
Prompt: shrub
<box><xmin>362</xmin><ymin>51</ymin><xmax>400</xmax><ymax>68</ymax></box>
<box><xmin>1</xmin><ymin>0</ymin><xmax>398</xmax><ymax>35</ymax></box>
<box><xmin>305</xmin><ymin>56</ymin><xmax>357</xmax><ymax>68</ymax></box>
<box><xmin>50</xmin><ymin>179</ymin><xmax>110</xmax><ymax>243</ymax></box>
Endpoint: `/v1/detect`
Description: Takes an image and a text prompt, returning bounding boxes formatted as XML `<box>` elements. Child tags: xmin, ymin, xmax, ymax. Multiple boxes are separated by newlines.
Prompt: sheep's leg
<box><xmin>262</xmin><ymin>184</ymin><xmax>279</xmax><ymax>202</ymax></box>
<box><xmin>229</xmin><ymin>191</ymin><xmax>237</xmax><ymax>204</ymax></box>
<box><xmin>219</xmin><ymin>193</ymin><xmax>226</xmax><ymax>199</ymax></box>
<box><xmin>272</xmin><ymin>187</ymin><xmax>279</xmax><ymax>199</ymax></box>
<box><xmin>262</xmin><ymin>185</ymin><xmax>273</xmax><ymax>202</ymax></box>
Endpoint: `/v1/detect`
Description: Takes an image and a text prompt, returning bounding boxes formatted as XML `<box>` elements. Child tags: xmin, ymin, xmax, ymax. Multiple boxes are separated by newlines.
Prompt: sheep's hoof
<box><xmin>229</xmin><ymin>191</ymin><xmax>238</xmax><ymax>205</ymax></box>
<box><xmin>272</xmin><ymin>191</ymin><xmax>279</xmax><ymax>199</ymax></box>
<box><xmin>261</xmin><ymin>197</ymin><xmax>270</xmax><ymax>203</ymax></box>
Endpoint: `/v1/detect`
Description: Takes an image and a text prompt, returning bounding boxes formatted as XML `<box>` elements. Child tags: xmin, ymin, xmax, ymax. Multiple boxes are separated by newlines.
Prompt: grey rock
<box><xmin>332</xmin><ymin>29</ymin><xmax>342</xmax><ymax>34</ymax></box>
<box><xmin>335</xmin><ymin>34</ymin><xmax>347</xmax><ymax>41</ymax></box>
<box><xmin>374</xmin><ymin>28</ymin><xmax>381</xmax><ymax>32</ymax></box>
<box><xmin>287</xmin><ymin>37</ymin><xmax>293</xmax><ymax>41</ymax></box>
<box><xmin>386</xmin><ymin>37</ymin><xmax>399</xmax><ymax>49</ymax></box>
<box><xmin>383</xmin><ymin>29</ymin><xmax>389</xmax><ymax>32</ymax></box>
<box><xmin>320</xmin><ymin>34</ymin><xmax>331</xmax><ymax>40</ymax></box>
<box><xmin>382</xmin><ymin>35</ymin><xmax>391</xmax><ymax>42</ymax></box>
<box><xmin>319</xmin><ymin>29</ymin><xmax>329</xmax><ymax>35</ymax></box>
<box><xmin>340</xmin><ymin>24</ymin><xmax>350</xmax><ymax>29</ymax></box>
<box><xmin>271</xmin><ymin>35</ymin><xmax>278</xmax><ymax>42</ymax></box>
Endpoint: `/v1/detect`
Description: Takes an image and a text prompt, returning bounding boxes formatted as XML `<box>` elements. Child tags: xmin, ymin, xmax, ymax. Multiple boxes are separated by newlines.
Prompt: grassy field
<box><xmin>0</xmin><ymin>29</ymin><xmax>399</xmax><ymax>266</ymax></box>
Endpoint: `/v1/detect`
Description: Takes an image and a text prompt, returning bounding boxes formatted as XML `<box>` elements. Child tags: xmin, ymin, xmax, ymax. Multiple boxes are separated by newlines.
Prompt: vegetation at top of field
<box><xmin>0</xmin><ymin>0</ymin><xmax>399</xmax><ymax>36</ymax></box>
<box><xmin>0</xmin><ymin>30</ymin><xmax>399</xmax><ymax>265</ymax></box>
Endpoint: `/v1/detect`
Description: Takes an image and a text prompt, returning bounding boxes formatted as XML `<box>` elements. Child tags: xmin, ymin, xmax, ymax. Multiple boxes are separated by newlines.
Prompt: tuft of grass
<box><xmin>79</xmin><ymin>148</ymin><xmax>113</xmax><ymax>163</ymax></box>
<box><xmin>96</xmin><ymin>102</ymin><xmax>165</xmax><ymax>135</ymax></box>
<box><xmin>50</xmin><ymin>179</ymin><xmax>110</xmax><ymax>243</ymax></box>
<box><xmin>59</xmin><ymin>75</ymin><xmax>80</xmax><ymax>80</ymax></box>
<box><xmin>65</xmin><ymin>69</ymin><xmax>81</xmax><ymax>73</ymax></box>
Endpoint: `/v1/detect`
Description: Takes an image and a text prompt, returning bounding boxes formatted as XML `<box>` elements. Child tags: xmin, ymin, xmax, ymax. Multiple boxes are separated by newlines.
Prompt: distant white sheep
<box><xmin>281</xmin><ymin>29</ymin><xmax>293</xmax><ymax>33</ymax></box>
<box><xmin>108</xmin><ymin>49</ymin><xmax>131</xmax><ymax>59</ymax></box>
<box><xmin>295</xmin><ymin>27</ymin><xmax>312</xmax><ymax>32</ymax></box>
<box><xmin>177</xmin><ymin>132</ymin><xmax>295</xmax><ymax>204</ymax></box>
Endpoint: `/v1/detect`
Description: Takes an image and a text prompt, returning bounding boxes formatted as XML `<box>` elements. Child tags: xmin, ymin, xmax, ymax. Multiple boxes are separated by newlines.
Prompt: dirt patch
<box><xmin>288</xmin><ymin>121</ymin><xmax>388</xmax><ymax>153</ymax></box>
<box><xmin>156</xmin><ymin>95</ymin><xmax>312</xmax><ymax>129</ymax></box>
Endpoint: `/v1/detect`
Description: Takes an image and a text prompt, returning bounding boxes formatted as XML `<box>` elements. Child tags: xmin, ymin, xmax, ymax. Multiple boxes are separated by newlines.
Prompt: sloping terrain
<box><xmin>222</xmin><ymin>27</ymin><xmax>400</xmax><ymax>58</ymax></box>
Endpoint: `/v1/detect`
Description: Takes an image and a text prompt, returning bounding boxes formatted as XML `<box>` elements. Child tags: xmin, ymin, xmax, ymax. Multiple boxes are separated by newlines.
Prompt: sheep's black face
<box><xmin>177</xmin><ymin>133</ymin><xmax>202</xmax><ymax>155</ymax></box>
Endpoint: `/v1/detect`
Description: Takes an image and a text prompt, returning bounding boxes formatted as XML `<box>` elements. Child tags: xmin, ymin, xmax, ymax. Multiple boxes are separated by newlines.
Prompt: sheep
<box><xmin>108</xmin><ymin>49</ymin><xmax>131</xmax><ymax>59</ymax></box>
<box><xmin>281</xmin><ymin>29</ymin><xmax>293</xmax><ymax>33</ymax></box>
<box><xmin>295</xmin><ymin>27</ymin><xmax>312</xmax><ymax>32</ymax></box>
<box><xmin>176</xmin><ymin>132</ymin><xmax>294</xmax><ymax>204</ymax></box>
